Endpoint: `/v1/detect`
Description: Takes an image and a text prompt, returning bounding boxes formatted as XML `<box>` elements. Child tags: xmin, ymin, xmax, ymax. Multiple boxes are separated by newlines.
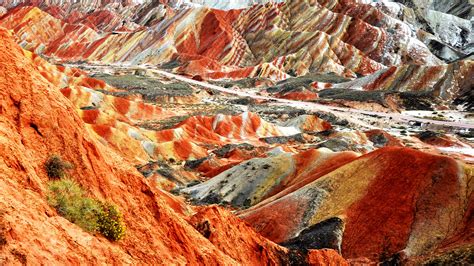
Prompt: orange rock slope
<box><xmin>0</xmin><ymin>27</ymin><xmax>346</xmax><ymax>264</ymax></box>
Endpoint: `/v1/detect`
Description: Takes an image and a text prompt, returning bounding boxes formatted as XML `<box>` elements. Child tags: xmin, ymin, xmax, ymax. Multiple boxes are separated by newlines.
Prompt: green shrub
<box><xmin>45</xmin><ymin>155</ymin><xmax>73</xmax><ymax>179</ymax></box>
<box><xmin>47</xmin><ymin>179</ymin><xmax>126</xmax><ymax>240</ymax></box>
<box><xmin>97</xmin><ymin>203</ymin><xmax>126</xmax><ymax>241</ymax></box>
<box><xmin>47</xmin><ymin>179</ymin><xmax>102</xmax><ymax>232</ymax></box>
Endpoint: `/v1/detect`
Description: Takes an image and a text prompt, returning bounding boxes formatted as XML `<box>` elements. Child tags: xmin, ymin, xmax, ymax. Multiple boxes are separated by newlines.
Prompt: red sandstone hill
<box><xmin>185</xmin><ymin>140</ymin><xmax>473</xmax><ymax>263</ymax></box>
<box><xmin>0</xmin><ymin>27</ymin><xmax>346</xmax><ymax>264</ymax></box>
<box><xmin>0</xmin><ymin>0</ymin><xmax>472</xmax><ymax>264</ymax></box>
<box><xmin>238</xmin><ymin>147</ymin><xmax>473</xmax><ymax>262</ymax></box>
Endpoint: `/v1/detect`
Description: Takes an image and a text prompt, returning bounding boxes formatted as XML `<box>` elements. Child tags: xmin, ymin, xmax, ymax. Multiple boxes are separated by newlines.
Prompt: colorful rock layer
<box><xmin>0</xmin><ymin>0</ymin><xmax>457</xmax><ymax>81</ymax></box>
<box><xmin>0</xmin><ymin>26</ymin><xmax>348</xmax><ymax>265</ymax></box>
<box><xmin>0</xmin><ymin>0</ymin><xmax>472</xmax><ymax>264</ymax></box>
<box><xmin>187</xmin><ymin>146</ymin><xmax>473</xmax><ymax>262</ymax></box>
<box><xmin>312</xmin><ymin>60</ymin><xmax>474</xmax><ymax>110</ymax></box>
<box><xmin>2</xmin><ymin>0</ymin><xmax>471</xmax><ymax>110</ymax></box>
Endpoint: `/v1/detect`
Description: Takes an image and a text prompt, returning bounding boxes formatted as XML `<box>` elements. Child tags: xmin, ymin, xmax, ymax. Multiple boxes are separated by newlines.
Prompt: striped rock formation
<box><xmin>236</xmin><ymin>147</ymin><xmax>473</xmax><ymax>262</ymax></box>
<box><xmin>0</xmin><ymin>0</ymin><xmax>472</xmax><ymax>264</ymax></box>
<box><xmin>2</xmin><ymin>14</ymin><xmax>342</xmax><ymax>189</ymax></box>
<box><xmin>0</xmin><ymin>25</ymin><xmax>347</xmax><ymax>265</ymax></box>
<box><xmin>144</xmin><ymin>112</ymin><xmax>333</xmax><ymax>188</ymax></box>
<box><xmin>168</xmin><ymin>0</ymin><xmax>285</xmax><ymax>9</ymax></box>
<box><xmin>3</xmin><ymin>1</ymin><xmax>469</xmax><ymax>111</ymax></box>
<box><xmin>183</xmin><ymin>127</ymin><xmax>411</xmax><ymax>207</ymax></box>
<box><xmin>313</xmin><ymin>60</ymin><xmax>474</xmax><ymax>110</ymax></box>
<box><xmin>0</xmin><ymin>6</ymin><xmax>101</xmax><ymax>54</ymax></box>
<box><xmin>9</xmin><ymin>32</ymin><xmax>342</xmax><ymax>189</ymax></box>
<box><xmin>14</xmin><ymin>42</ymin><xmax>182</xmax><ymax>164</ymax></box>
<box><xmin>0</xmin><ymin>0</ymin><xmax>138</xmax><ymax>10</ymax></box>
<box><xmin>183</xmin><ymin>148</ymin><xmax>359</xmax><ymax>207</ymax></box>
<box><xmin>24</xmin><ymin>36</ymin><xmax>331</xmax><ymax>181</ymax></box>
<box><xmin>0</xmin><ymin>0</ymin><xmax>452</xmax><ymax>82</ymax></box>
<box><xmin>182</xmin><ymin>124</ymin><xmax>436</xmax><ymax>182</ymax></box>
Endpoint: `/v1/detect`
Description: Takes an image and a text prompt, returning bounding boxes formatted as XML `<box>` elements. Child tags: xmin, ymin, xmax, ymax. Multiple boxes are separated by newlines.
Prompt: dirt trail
<box><xmin>146</xmin><ymin>68</ymin><xmax>474</xmax><ymax>130</ymax></box>
<box><xmin>66</xmin><ymin>63</ymin><xmax>474</xmax><ymax>130</ymax></box>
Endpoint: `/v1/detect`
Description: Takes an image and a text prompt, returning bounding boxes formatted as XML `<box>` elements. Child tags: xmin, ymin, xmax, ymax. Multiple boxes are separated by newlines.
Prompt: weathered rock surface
<box><xmin>315</xmin><ymin>61</ymin><xmax>474</xmax><ymax>110</ymax></box>
<box><xmin>377</xmin><ymin>0</ymin><xmax>473</xmax><ymax>61</ymax></box>
<box><xmin>1</xmin><ymin>0</ymin><xmax>470</xmax><ymax>112</ymax></box>
<box><xmin>0</xmin><ymin>27</ymin><xmax>347</xmax><ymax>265</ymax></box>
<box><xmin>0</xmin><ymin>0</ymin><xmax>473</xmax><ymax>264</ymax></box>
<box><xmin>183</xmin><ymin>148</ymin><xmax>358</xmax><ymax>208</ymax></box>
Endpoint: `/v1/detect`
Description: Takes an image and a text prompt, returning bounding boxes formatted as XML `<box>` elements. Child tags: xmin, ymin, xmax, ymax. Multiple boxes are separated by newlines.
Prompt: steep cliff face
<box><xmin>0</xmin><ymin>27</ymin><xmax>346</xmax><ymax>264</ymax></box>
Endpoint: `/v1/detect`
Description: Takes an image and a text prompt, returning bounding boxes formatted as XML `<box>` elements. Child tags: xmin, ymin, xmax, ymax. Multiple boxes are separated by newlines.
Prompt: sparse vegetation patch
<box><xmin>47</xmin><ymin>178</ymin><xmax>126</xmax><ymax>241</ymax></box>
<box><xmin>45</xmin><ymin>155</ymin><xmax>73</xmax><ymax>179</ymax></box>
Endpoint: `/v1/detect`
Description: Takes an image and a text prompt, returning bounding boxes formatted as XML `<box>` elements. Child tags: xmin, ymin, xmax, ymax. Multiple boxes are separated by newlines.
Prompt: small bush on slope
<box><xmin>47</xmin><ymin>179</ymin><xmax>102</xmax><ymax>232</ymax></box>
<box><xmin>45</xmin><ymin>155</ymin><xmax>73</xmax><ymax>179</ymax></box>
<box><xmin>97</xmin><ymin>203</ymin><xmax>126</xmax><ymax>241</ymax></box>
<box><xmin>47</xmin><ymin>179</ymin><xmax>126</xmax><ymax>240</ymax></box>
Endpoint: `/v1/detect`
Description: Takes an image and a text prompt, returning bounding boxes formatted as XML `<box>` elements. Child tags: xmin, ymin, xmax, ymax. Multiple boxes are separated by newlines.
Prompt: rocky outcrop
<box><xmin>282</xmin><ymin>217</ymin><xmax>345</xmax><ymax>253</ymax></box>
<box><xmin>376</xmin><ymin>0</ymin><xmax>473</xmax><ymax>61</ymax></box>
<box><xmin>189</xmin><ymin>205</ymin><xmax>348</xmax><ymax>265</ymax></box>
<box><xmin>183</xmin><ymin>148</ymin><xmax>358</xmax><ymax>207</ymax></box>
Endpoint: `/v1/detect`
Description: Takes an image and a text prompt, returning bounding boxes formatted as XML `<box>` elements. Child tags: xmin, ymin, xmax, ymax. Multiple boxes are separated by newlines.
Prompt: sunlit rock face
<box><xmin>394</xmin><ymin>0</ymin><xmax>473</xmax><ymax>19</ymax></box>
<box><xmin>0</xmin><ymin>6</ymin><xmax>7</xmax><ymax>15</ymax></box>
<box><xmin>1</xmin><ymin>0</ymin><xmax>135</xmax><ymax>7</ymax></box>
<box><xmin>0</xmin><ymin>0</ymin><xmax>444</xmax><ymax>78</ymax></box>
<box><xmin>1</xmin><ymin>0</ymin><xmax>470</xmax><ymax>64</ymax></box>
<box><xmin>0</xmin><ymin>0</ymin><xmax>471</xmax><ymax>111</ymax></box>
<box><xmin>237</xmin><ymin>147</ymin><xmax>473</xmax><ymax>261</ymax></box>
<box><xmin>1</xmin><ymin>0</ymin><xmax>284</xmax><ymax>9</ymax></box>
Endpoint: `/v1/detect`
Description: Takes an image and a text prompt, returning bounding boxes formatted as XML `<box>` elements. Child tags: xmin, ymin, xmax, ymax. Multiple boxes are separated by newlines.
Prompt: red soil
<box><xmin>343</xmin><ymin>147</ymin><xmax>466</xmax><ymax>260</ymax></box>
<box><xmin>242</xmin><ymin>193</ymin><xmax>313</xmax><ymax>243</ymax></box>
